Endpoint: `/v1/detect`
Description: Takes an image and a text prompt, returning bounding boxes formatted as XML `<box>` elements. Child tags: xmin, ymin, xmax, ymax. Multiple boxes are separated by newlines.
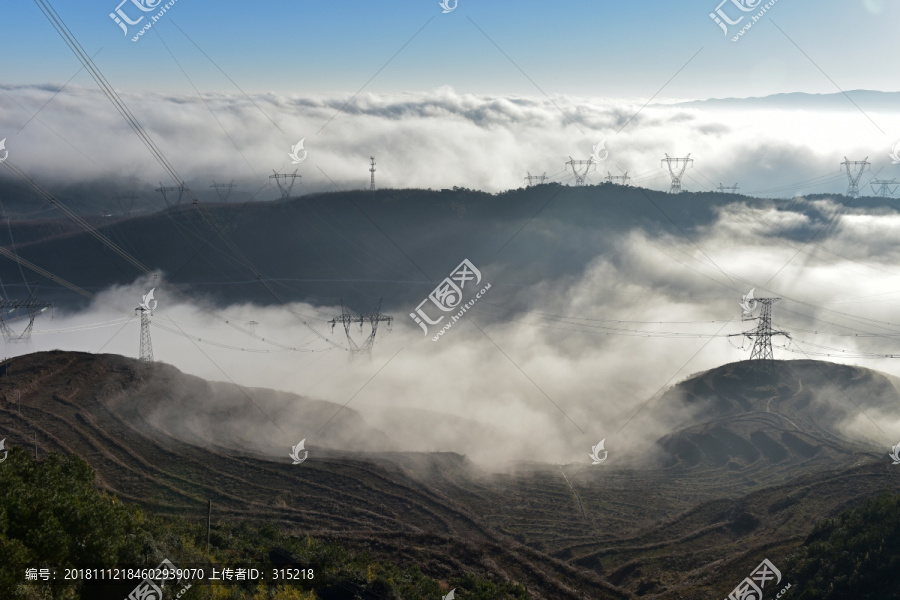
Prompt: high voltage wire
<box><xmin>784</xmin><ymin>340</ymin><xmax>900</xmax><ymax>359</ymax></box>
<box><xmin>0</xmin><ymin>244</ymin><xmax>318</xmax><ymax>353</ymax></box>
<box><xmin>480</xmin><ymin>302</ymin><xmax>733</xmax><ymax>325</ymax></box>
<box><xmin>476</xmin><ymin>302</ymin><xmax>900</xmax><ymax>359</ymax></box>
<box><xmin>32</xmin><ymin>0</ymin><xmax>185</xmax><ymax>189</ymax></box>
<box><xmin>20</xmin><ymin>5</ymin><xmax>900</xmax><ymax>350</ymax></box>
<box><xmin>0</xmin><ymin>262</ymin><xmax>315</xmax><ymax>354</ymax></box>
<box><xmin>25</xmin><ymin>0</ymin><xmax>344</xmax><ymax>352</ymax></box>
<box><xmin>729</xmin><ymin>212</ymin><xmax>898</xmax><ymax>278</ymax></box>
<box><xmin>154</xmin><ymin>28</ymin><xmax>260</xmax><ymax>180</ymax></box>
<box><xmin>589</xmin><ymin>195</ymin><xmax>900</xmax><ymax>343</ymax></box>
<box><xmin>746</xmin><ymin>170</ymin><xmax>846</xmax><ymax>196</ymax></box>
<box><xmin>21</xmin><ymin>314</ymin><xmax>302</xmax><ymax>354</ymax></box>
<box><xmin>192</xmin><ymin>201</ymin><xmax>344</xmax><ymax>349</ymax></box>
<box><xmin>776</xmin><ymin>322</ymin><xmax>900</xmax><ymax>339</ymax></box>
<box><xmin>1</xmin><ymin>158</ymin><xmax>325</xmax><ymax>351</ymax></box>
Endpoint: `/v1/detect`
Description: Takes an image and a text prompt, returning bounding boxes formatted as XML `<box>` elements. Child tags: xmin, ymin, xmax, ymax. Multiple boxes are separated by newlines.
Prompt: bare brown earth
<box><xmin>0</xmin><ymin>351</ymin><xmax>898</xmax><ymax>599</ymax></box>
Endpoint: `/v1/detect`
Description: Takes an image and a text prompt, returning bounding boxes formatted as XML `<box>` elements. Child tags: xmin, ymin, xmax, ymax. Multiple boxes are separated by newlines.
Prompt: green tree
<box><xmin>0</xmin><ymin>447</ymin><xmax>145</xmax><ymax>599</ymax></box>
<box><xmin>787</xmin><ymin>491</ymin><xmax>900</xmax><ymax>600</ymax></box>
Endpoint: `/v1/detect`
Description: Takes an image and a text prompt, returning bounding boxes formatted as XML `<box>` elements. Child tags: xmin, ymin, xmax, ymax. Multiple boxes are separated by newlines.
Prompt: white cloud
<box><xmin>2</xmin><ymin>85</ymin><xmax>898</xmax><ymax>198</ymax></box>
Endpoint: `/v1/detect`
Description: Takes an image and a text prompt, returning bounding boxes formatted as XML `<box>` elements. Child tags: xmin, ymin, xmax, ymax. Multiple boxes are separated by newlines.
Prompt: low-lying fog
<box><xmin>8</xmin><ymin>195</ymin><xmax>900</xmax><ymax>467</ymax></box>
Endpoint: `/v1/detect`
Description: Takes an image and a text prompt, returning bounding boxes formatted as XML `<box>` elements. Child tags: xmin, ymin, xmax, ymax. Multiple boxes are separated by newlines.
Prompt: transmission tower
<box><xmin>269</xmin><ymin>170</ymin><xmax>301</xmax><ymax>199</ymax></box>
<box><xmin>329</xmin><ymin>298</ymin><xmax>393</xmax><ymax>356</ymax></box>
<box><xmin>135</xmin><ymin>288</ymin><xmax>156</xmax><ymax>362</ymax></box>
<box><xmin>210</xmin><ymin>180</ymin><xmax>237</xmax><ymax>202</ymax></box>
<box><xmin>369</xmin><ymin>157</ymin><xmax>376</xmax><ymax>191</ymax></box>
<box><xmin>566</xmin><ymin>157</ymin><xmax>594</xmax><ymax>186</ymax></box>
<box><xmin>156</xmin><ymin>182</ymin><xmax>190</xmax><ymax>207</ymax></box>
<box><xmin>729</xmin><ymin>297</ymin><xmax>790</xmax><ymax>370</ymax></box>
<box><xmin>0</xmin><ymin>296</ymin><xmax>52</xmax><ymax>343</ymax></box>
<box><xmin>717</xmin><ymin>183</ymin><xmax>739</xmax><ymax>194</ymax></box>
<box><xmin>525</xmin><ymin>172</ymin><xmax>548</xmax><ymax>186</ymax></box>
<box><xmin>661</xmin><ymin>154</ymin><xmax>693</xmax><ymax>194</ymax></box>
<box><xmin>871</xmin><ymin>178</ymin><xmax>898</xmax><ymax>198</ymax></box>
<box><xmin>114</xmin><ymin>192</ymin><xmax>136</xmax><ymax>216</ymax></box>
<box><xmin>606</xmin><ymin>171</ymin><xmax>631</xmax><ymax>186</ymax></box>
<box><xmin>841</xmin><ymin>156</ymin><xmax>870</xmax><ymax>198</ymax></box>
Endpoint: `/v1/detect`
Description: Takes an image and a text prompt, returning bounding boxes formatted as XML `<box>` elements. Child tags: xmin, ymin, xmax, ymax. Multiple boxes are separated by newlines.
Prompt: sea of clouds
<box><xmin>2</xmin><ymin>85</ymin><xmax>900</xmax><ymax>467</ymax></box>
<box><xmin>4</xmin><ymin>195</ymin><xmax>900</xmax><ymax>467</ymax></box>
<box><xmin>1</xmin><ymin>85</ymin><xmax>899</xmax><ymax>198</ymax></box>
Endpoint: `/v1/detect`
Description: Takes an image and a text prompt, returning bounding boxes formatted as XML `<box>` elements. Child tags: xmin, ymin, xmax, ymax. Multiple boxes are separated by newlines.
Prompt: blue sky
<box><xmin>2</xmin><ymin>0</ymin><xmax>897</xmax><ymax>99</ymax></box>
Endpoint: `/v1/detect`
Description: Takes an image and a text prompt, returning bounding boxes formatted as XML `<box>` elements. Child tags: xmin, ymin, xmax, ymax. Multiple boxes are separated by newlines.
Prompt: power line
<box><xmin>30</xmin><ymin>0</ymin><xmax>342</xmax><ymax>353</ymax></box>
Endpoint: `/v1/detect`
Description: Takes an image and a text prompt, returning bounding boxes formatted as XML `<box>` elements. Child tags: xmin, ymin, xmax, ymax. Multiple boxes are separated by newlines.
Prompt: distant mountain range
<box><xmin>677</xmin><ymin>89</ymin><xmax>900</xmax><ymax>112</ymax></box>
<box><xmin>1</xmin><ymin>184</ymin><xmax>896</xmax><ymax>314</ymax></box>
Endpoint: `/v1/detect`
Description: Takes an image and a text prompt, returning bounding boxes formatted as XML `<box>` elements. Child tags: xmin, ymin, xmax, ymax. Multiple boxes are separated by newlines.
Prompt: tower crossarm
<box><xmin>0</xmin><ymin>298</ymin><xmax>53</xmax><ymax>342</ymax></box>
<box><xmin>329</xmin><ymin>299</ymin><xmax>392</xmax><ymax>355</ymax></box>
<box><xmin>0</xmin><ymin>300</ymin><xmax>53</xmax><ymax>310</ymax></box>
<box><xmin>269</xmin><ymin>170</ymin><xmax>301</xmax><ymax>198</ymax></box>
<box><xmin>841</xmin><ymin>157</ymin><xmax>870</xmax><ymax>198</ymax></box>
<box><xmin>210</xmin><ymin>181</ymin><xmax>237</xmax><ymax>202</ymax></box>
<box><xmin>566</xmin><ymin>157</ymin><xmax>594</xmax><ymax>186</ymax></box>
<box><xmin>661</xmin><ymin>154</ymin><xmax>693</xmax><ymax>193</ymax></box>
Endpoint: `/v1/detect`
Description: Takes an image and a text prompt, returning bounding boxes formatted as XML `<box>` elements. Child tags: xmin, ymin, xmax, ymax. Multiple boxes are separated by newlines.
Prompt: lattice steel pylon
<box><xmin>156</xmin><ymin>182</ymin><xmax>190</xmax><ymax>207</ymax></box>
<box><xmin>606</xmin><ymin>171</ymin><xmax>631</xmax><ymax>186</ymax></box>
<box><xmin>871</xmin><ymin>178</ymin><xmax>898</xmax><ymax>198</ymax></box>
<box><xmin>717</xmin><ymin>183</ymin><xmax>739</xmax><ymax>194</ymax></box>
<box><xmin>370</xmin><ymin>157</ymin><xmax>376</xmax><ymax>191</ymax></box>
<box><xmin>566</xmin><ymin>157</ymin><xmax>594</xmax><ymax>186</ymax></box>
<box><xmin>661</xmin><ymin>154</ymin><xmax>693</xmax><ymax>194</ymax></box>
<box><xmin>841</xmin><ymin>156</ymin><xmax>870</xmax><ymax>198</ymax></box>
<box><xmin>114</xmin><ymin>192</ymin><xmax>136</xmax><ymax>216</ymax></box>
<box><xmin>730</xmin><ymin>297</ymin><xmax>790</xmax><ymax>370</ymax></box>
<box><xmin>0</xmin><ymin>297</ymin><xmax>52</xmax><ymax>343</ymax></box>
<box><xmin>329</xmin><ymin>298</ymin><xmax>392</xmax><ymax>356</ymax></box>
<box><xmin>210</xmin><ymin>180</ymin><xmax>237</xmax><ymax>202</ymax></box>
<box><xmin>136</xmin><ymin>288</ymin><xmax>157</xmax><ymax>362</ymax></box>
<box><xmin>525</xmin><ymin>172</ymin><xmax>548</xmax><ymax>186</ymax></box>
<box><xmin>269</xmin><ymin>170</ymin><xmax>301</xmax><ymax>198</ymax></box>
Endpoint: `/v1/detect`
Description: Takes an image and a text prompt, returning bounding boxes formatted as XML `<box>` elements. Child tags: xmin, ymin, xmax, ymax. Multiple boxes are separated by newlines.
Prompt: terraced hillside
<box><xmin>0</xmin><ymin>351</ymin><xmax>897</xmax><ymax>599</ymax></box>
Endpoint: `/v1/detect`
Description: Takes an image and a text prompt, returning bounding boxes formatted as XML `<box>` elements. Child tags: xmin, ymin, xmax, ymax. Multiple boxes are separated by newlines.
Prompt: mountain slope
<box><xmin>0</xmin><ymin>351</ymin><xmax>632</xmax><ymax>600</ymax></box>
<box><xmin>1</xmin><ymin>351</ymin><xmax>898</xmax><ymax>599</ymax></box>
